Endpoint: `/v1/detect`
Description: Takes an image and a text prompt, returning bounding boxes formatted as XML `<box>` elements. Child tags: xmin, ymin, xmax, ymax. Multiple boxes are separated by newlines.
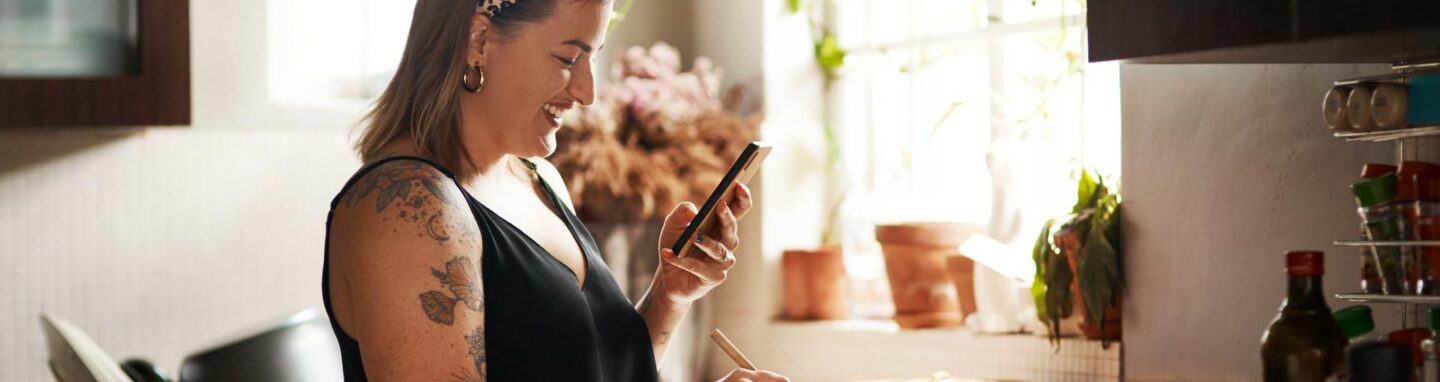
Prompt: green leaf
<box><xmin>1078</xmin><ymin>225</ymin><xmax>1120</xmax><ymax>327</ymax></box>
<box><xmin>814</xmin><ymin>33</ymin><xmax>846</xmax><ymax>79</ymax></box>
<box><xmin>1031</xmin><ymin>219</ymin><xmax>1055</xmax><ymax>321</ymax></box>
<box><xmin>787</xmin><ymin>0</ymin><xmax>808</xmax><ymax>13</ymax></box>
<box><xmin>1073</xmin><ymin>169</ymin><xmax>1098</xmax><ymax>213</ymax></box>
<box><xmin>821</xmin><ymin>122</ymin><xmax>841</xmax><ymax>168</ymax></box>
<box><xmin>929</xmin><ymin>101</ymin><xmax>964</xmax><ymax>139</ymax></box>
<box><xmin>606</xmin><ymin>0</ymin><xmax>636</xmax><ymax>34</ymax></box>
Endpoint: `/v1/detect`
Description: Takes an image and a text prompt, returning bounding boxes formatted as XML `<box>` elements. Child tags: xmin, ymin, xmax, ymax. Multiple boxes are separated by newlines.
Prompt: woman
<box><xmin>321</xmin><ymin>0</ymin><xmax>788</xmax><ymax>381</ymax></box>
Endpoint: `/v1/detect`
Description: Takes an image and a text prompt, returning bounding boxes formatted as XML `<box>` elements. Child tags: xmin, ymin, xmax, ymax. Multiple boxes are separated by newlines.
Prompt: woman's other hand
<box><xmin>654</xmin><ymin>183</ymin><xmax>754</xmax><ymax>305</ymax></box>
<box><xmin>717</xmin><ymin>368</ymin><xmax>790</xmax><ymax>382</ymax></box>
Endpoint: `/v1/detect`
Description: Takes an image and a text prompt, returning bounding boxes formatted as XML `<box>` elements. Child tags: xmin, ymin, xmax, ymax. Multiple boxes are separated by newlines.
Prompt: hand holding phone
<box><xmin>670</xmin><ymin>142</ymin><xmax>771</xmax><ymax>258</ymax></box>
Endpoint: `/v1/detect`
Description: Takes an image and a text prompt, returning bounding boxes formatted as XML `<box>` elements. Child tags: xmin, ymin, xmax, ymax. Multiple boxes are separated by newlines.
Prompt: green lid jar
<box><xmin>1336</xmin><ymin>305</ymin><xmax>1376</xmax><ymax>339</ymax></box>
<box><xmin>1353</xmin><ymin>172</ymin><xmax>1398</xmax><ymax>208</ymax></box>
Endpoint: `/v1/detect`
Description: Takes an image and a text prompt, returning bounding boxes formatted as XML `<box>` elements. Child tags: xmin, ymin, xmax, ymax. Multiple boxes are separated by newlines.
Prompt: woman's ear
<box><xmin>467</xmin><ymin>13</ymin><xmax>494</xmax><ymax>67</ymax></box>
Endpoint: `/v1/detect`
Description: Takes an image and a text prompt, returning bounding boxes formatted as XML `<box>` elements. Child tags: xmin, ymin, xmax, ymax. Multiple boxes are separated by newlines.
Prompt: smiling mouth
<box><xmin>543</xmin><ymin>103</ymin><xmax>572</xmax><ymax>124</ymax></box>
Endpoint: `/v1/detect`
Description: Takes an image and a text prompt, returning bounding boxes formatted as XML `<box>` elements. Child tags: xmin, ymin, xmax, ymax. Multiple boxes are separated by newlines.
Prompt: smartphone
<box><xmin>670</xmin><ymin>141</ymin><xmax>772</xmax><ymax>258</ymax></box>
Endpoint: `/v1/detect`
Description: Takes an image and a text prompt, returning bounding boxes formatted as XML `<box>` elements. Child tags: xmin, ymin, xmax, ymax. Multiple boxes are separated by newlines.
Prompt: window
<box><xmin>266</xmin><ymin>0</ymin><xmax>416</xmax><ymax>103</ymax></box>
<box><xmin>830</xmin><ymin>0</ymin><xmax>1119</xmax><ymax>314</ymax></box>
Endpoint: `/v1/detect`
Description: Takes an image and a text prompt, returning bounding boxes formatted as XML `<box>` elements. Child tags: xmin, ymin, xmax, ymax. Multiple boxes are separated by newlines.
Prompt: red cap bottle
<box><xmin>1287</xmin><ymin>251</ymin><xmax>1325</xmax><ymax>277</ymax></box>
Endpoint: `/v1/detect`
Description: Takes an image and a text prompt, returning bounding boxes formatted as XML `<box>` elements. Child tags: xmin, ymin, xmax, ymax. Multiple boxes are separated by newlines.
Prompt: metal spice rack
<box><xmin>1331</xmin><ymin>61</ymin><xmax>1440</xmax><ymax>327</ymax></box>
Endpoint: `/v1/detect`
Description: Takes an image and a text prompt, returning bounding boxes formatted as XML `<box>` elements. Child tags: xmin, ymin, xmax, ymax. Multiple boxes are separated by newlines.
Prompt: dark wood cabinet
<box><xmin>0</xmin><ymin>0</ymin><xmax>190</xmax><ymax>127</ymax></box>
<box><xmin>1089</xmin><ymin>0</ymin><xmax>1440</xmax><ymax>63</ymax></box>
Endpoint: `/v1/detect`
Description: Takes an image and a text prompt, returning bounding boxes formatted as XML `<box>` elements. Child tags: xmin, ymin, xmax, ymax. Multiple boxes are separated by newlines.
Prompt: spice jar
<box><xmin>1354</xmin><ymin>172</ymin><xmax>1413</xmax><ymax>294</ymax></box>
<box><xmin>1360</xmin><ymin>164</ymin><xmax>1399</xmax><ymax>294</ymax></box>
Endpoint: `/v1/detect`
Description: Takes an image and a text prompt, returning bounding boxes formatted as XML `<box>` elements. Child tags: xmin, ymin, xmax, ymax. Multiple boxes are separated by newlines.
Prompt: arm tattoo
<box><xmin>340</xmin><ymin>160</ymin><xmax>458</xmax><ymax>243</ymax></box>
<box><xmin>465</xmin><ymin>326</ymin><xmax>487</xmax><ymax>380</ymax></box>
<box><xmin>419</xmin><ymin>256</ymin><xmax>487</xmax><ymax>380</ymax></box>
<box><xmin>419</xmin><ymin>257</ymin><xmax>483</xmax><ymax>324</ymax></box>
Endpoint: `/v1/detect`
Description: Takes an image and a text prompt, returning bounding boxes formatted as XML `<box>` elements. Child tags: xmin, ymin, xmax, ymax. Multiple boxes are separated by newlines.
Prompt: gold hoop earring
<box><xmin>462</xmin><ymin>63</ymin><xmax>485</xmax><ymax>93</ymax></box>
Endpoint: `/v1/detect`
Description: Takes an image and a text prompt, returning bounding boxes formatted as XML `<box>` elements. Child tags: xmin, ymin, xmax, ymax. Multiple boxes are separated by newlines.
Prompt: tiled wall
<box><xmin>0</xmin><ymin>129</ymin><xmax>358</xmax><ymax>380</ymax></box>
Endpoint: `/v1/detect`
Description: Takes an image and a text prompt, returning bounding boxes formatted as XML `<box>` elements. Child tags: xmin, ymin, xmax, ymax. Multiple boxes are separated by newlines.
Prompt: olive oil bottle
<box><xmin>1261</xmin><ymin>251</ymin><xmax>1349</xmax><ymax>381</ymax></box>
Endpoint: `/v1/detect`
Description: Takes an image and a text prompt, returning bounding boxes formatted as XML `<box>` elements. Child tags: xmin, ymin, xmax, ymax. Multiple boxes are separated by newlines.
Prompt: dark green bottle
<box><xmin>1262</xmin><ymin>251</ymin><xmax>1349</xmax><ymax>381</ymax></box>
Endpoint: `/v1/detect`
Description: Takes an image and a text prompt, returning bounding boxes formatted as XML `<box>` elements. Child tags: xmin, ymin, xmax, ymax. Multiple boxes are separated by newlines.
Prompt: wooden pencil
<box><xmin>710</xmin><ymin>328</ymin><xmax>757</xmax><ymax>371</ymax></box>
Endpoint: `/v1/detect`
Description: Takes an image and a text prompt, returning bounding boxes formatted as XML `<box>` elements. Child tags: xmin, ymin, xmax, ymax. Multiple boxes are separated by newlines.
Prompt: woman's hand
<box><xmin>717</xmin><ymin>368</ymin><xmax>790</xmax><ymax>382</ymax></box>
<box><xmin>654</xmin><ymin>183</ymin><xmax>754</xmax><ymax>306</ymax></box>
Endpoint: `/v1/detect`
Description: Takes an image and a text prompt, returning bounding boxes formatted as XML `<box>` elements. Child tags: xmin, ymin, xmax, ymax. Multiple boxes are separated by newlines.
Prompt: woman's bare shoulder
<box><xmin>327</xmin><ymin>158</ymin><xmax>491</xmax><ymax>380</ymax></box>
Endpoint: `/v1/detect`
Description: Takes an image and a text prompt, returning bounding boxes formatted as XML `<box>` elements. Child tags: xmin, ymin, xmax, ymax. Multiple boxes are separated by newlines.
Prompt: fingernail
<box><xmin>695</xmin><ymin>233</ymin><xmax>705</xmax><ymax>244</ymax></box>
<box><xmin>662</xmin><ymin>249</ymin><xmax>675</xmax><ymax>258</ymax></box>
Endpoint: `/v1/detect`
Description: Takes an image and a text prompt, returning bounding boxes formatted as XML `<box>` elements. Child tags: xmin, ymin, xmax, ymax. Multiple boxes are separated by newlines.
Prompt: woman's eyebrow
<box><xmin>562</xmin><ymin>39</ymin><xmax>600</xmax><ymax>53</ymax></box>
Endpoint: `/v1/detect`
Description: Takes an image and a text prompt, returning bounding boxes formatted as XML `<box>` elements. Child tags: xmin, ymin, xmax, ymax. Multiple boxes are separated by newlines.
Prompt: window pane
<box><xmin>840</xmin><ymin>40</ymin><xmax>991</xmax><ymax>225</ymax></box>
<box><xmin>994</xmin><ymin>26</ymin><xmax>1116</xmax><ymax>237</ymax></box>
<box><xmin>267</xmin><ymin>0</ymin><xmax>415</xmax><ymax>101</ymax></box>
<box><xmin>916</xmin><ymin>0</ymin><xmax>988</xmax><ymax>39</ymax></box>
<box><xmin>999</xmin><ymin>0</ymin><xmax>1082</xmax><ymax>24</ymax></box>
<box><xmin>0</xmin><ymin>0</ymin><xmax>138</xmax><ymax>77</ymax></box>
<box><xmin>834</xmin><ymin>0</ymin><xmax>988</xmax><ymax>49</ymax></box>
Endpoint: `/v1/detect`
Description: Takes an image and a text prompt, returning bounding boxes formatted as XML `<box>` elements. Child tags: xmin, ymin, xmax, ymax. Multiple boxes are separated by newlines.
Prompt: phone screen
<box><xmin>670</xmin><ymin>141</ymin><xmax>772</xmax><ymax>257</ymax></box>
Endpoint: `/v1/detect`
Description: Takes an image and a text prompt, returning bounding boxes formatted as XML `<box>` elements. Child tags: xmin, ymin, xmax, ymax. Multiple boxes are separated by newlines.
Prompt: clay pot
<box><xmin>781</xmin><ymin>248</ymin><xmax>847</xmax><ymax>320</ymax></box>
<box><xmin>875</xmin><ymin>222</ymin><xmax>977</xmax><ymax>329</ymax></box>
<box><xmin>944</xmin><ymin>255</ymin><xmax>978</xmax><ymax>321</ymax></box>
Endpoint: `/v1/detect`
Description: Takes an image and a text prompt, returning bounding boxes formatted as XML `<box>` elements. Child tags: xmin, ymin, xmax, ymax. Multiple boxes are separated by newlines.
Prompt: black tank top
<box><xmin>321</xmin><ymin>156</ymin><xmax>659</xmax><ymax>381</ymax></box>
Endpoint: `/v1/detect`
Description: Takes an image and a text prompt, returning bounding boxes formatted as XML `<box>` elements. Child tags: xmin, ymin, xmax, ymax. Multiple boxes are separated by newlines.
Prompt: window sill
<box><xmin>748</xmin><ymin>319</ymin><xmax>1120</xmax><ymax>381</ymax></box>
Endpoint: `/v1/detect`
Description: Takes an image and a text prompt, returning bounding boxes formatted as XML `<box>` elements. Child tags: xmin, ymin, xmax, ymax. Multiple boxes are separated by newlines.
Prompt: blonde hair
<box><xmin>355</xmin><ymin>0</ymin><xmax>474</xmax><ymax>172</ymax></box>
<box><xmin>354</xmin><ymin>0</ymin><xmax>576</xmax><ymax>172</ymax></box>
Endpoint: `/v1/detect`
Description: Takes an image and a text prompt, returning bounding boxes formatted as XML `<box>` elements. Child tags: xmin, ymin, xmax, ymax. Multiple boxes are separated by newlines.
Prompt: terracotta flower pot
<box><xmin>781</xmin><ymin>248</ymin><xmax>847</xmax><ymax>320</ymax></box>
<box><xmin>944</xmin><ymin>255</ymin><xmax>978</xmax><ymax>321</ymax></box>
<box><xmin>875</xmin><ymin>222</ymin><xmax>975</xmax><ymax>329</ymax></box>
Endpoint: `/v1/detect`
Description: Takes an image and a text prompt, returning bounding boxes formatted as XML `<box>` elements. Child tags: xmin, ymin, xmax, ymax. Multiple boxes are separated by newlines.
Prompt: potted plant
<box><xmin>1033</xmin><ymin>170</ymin><xmax>1123</xmax><ymax>345</ymax></box>
<box><xmin>874</xmin><ymin>222</ymin><xmax>981</xmax><ymax>328</ymax></box>
<box><xmin>780</xmin><ymin>124</ymin><xmax>850</xmax><ymax>321</ymax></box>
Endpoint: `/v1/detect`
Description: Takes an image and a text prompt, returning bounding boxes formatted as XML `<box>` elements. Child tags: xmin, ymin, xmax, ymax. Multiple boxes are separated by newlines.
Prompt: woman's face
<box><xmin>467</xmin><ymin>1</ymin><xmax>611</xmax><ymax>159</ymax></box>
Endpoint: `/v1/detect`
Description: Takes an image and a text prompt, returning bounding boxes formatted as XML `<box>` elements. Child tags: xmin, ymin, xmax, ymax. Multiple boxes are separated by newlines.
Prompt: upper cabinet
<box><xmin>1088</xmin><ymin>0</ymin><xmax>1440</xmax><ymax>63</ymax></box>
<box><xmin>0</xmin><ymin>0</ymin><xmax>190</xmax><ymax>127</ymax></box>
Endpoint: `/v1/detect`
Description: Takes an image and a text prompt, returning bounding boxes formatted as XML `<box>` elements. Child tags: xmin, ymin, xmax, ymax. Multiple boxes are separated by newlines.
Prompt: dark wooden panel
<box><xmin>1090</xmin><ymin>0</ymin><xmax>1440</xmax><ymax>63</ymax></box>
<box><xmin>0</xmin><ymin>0</ymin><xmax>191</xmax><ymax>127</ymax></box>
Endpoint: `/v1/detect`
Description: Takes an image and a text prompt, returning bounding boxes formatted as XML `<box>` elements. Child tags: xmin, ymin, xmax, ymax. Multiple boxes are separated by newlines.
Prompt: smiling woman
<box><xmin>323</xmin><ymin>0</ymin><xmax>786</xmax><ymax>381</ymax></box>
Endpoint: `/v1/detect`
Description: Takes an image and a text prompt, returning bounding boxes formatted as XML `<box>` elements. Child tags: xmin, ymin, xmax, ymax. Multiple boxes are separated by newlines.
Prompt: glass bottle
<box><xmin>1262</xmin><ymin>251</ymin><xmax>1349</xmax><ymax>381</ymax></box>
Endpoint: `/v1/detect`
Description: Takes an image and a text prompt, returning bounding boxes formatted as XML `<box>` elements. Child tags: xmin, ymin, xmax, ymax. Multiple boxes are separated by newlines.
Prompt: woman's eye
<box><xmin>556</xmin><ymin>56</ymin><xmax>577</xmax><ymax>68</ymax></box>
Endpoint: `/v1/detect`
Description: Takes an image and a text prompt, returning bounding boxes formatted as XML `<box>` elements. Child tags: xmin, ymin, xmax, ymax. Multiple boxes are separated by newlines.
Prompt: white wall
<box><xmin>1120</xmin><ymin>63</ymin><xmax>1405</xmax><ymax>379</ymax></box>
<box><xmin>0</xmin><ymin>1</ymin><xmax>720</xmax><ymax>380</ymax></box>
<box><xmin>0</xmin><ymin>1</ymin><xmax>363</xmax><ymax>380</ymax></box>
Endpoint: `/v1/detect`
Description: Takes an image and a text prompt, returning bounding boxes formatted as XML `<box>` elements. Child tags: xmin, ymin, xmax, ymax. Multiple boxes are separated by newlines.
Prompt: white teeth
<box><xmin>543</xmin><ymin>104</ymin><xmax>570</xmax><ymax>119</ymax></box>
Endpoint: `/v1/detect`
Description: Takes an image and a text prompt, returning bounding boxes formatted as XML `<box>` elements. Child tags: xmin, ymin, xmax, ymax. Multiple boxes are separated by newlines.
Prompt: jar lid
<box><xmin>1286</xmin><ymin>251</ymin><xmax>1325</xmax><ymax>277</ymax></box>
<box><xmin>1363</xmin><ymin>163</ymin><xmax>1399</xmax><ymax>179</ymax></box>
<box><xmin>1336</xmin><ymin>305</ymin><xmax>1376</xmax><ymax>338</ymax></box>
<box><xmin>1398</xmin><ymin>161</ymin><xmax>1440</xmax><ymax>202</ymax></box>
<box><xmin>1353</xmin><ymin>172</ymin><xmax>1398</xmax><ymax>207</ymax></box>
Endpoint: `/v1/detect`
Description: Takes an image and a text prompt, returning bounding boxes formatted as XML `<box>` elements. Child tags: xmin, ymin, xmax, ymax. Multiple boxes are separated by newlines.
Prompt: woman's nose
<box><xmin>568</xmin><ymin>60</ymin><xmax>596</xmax><ymax>106</ymax></box>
